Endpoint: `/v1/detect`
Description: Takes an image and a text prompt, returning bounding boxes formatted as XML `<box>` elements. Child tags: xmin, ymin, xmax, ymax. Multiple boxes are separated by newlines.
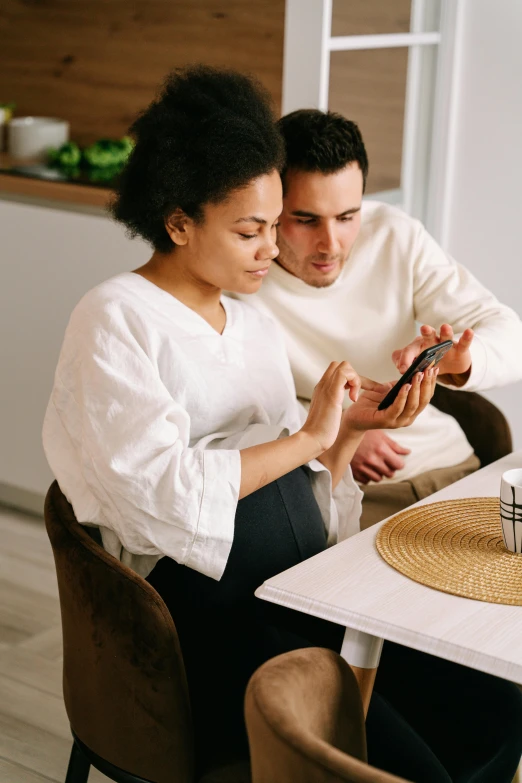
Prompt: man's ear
<box><xmin>165</xmin><ymin>209</ymin><xmax>191</xmax><ymax>246</ymax></box>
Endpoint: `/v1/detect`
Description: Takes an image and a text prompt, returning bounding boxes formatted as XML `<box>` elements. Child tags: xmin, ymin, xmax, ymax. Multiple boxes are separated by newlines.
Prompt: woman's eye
<box><xmin>239</xmin><ymin>233</ymin><xmax>257</xmax><ymax>240</ymax></box>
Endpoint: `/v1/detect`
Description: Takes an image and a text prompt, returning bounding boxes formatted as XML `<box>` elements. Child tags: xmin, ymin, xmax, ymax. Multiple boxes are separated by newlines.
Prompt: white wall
<box><xmin>444</xmin><ymin>0</ymin><xmax>522</xmax><ymax>447</ymax></box>
<box><xmin>0</xmin><ymin>200</ymin><xmax>149</xmax><ymax>508</ymax></box>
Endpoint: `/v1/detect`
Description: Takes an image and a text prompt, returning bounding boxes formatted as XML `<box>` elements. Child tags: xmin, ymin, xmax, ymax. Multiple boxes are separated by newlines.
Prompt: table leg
<box><xmin>340</xmin><ymin>628</ymin><xmax>383</xmax><ymax>716</ymax></box>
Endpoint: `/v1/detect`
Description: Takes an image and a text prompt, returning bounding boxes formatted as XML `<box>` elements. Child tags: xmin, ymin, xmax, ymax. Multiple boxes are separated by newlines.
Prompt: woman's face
<box><xmin>172</xmin><ymin>170</ymin><xmax>282</xmax><ymax>294</ymax></box>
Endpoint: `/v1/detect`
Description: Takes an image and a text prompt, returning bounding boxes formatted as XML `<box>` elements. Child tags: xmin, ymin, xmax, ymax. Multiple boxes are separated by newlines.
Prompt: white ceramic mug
<box><xmin>500</xmin><ymin>468</ymin><xmax>522</xmax><ymax>554</ymax></box>
<box><xmin>7</xmin><ymin>116</ymin><xmax>69</xmax><ymax>160</ymax></box>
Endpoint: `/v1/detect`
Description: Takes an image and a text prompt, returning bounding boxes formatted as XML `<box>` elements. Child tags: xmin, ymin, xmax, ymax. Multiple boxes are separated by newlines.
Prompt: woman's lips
<box><xmin>248</xmin><ymin>267</ymin><xmax>270</xmax><ymax>278</ymax></box>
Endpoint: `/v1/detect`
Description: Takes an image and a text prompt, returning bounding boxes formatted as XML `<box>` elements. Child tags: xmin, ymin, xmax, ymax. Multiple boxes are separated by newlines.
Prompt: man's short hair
<box><xmin>277</xmin><ymin>109</ymin><xmax>368</xmax><ymax>191</ymax></box>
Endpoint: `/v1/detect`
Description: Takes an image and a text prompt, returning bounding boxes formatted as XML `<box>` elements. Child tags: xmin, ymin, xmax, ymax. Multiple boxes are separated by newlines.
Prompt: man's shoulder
<box><xmin>357</xmin><ymin>200</ymin><xmax>426</xmax><ymax>258</ymax></box>
<box><xmin>361</xmin><ymin>199</ymin><xmax>421</xmax><ymax>232</ymax></box>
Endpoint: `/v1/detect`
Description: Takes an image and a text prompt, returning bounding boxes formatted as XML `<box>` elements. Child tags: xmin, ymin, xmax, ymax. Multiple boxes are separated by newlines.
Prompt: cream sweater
<box><xmin>238</xmin><ymin>201</ymin><xmax>522</xmax><ymax>482</ymax></box>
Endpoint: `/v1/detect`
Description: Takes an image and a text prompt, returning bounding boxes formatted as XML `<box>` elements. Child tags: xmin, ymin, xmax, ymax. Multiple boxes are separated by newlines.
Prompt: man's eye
<box><xmin>239</xmin><ymin>233</ymin><xmax>257</xmax><ymax>240</ymax></box>
<box><xmin>297</xmin><ymin>219</ymin><xmax>315</xmax><ymax>225</ymax></box>
<box><xmin>339</xmin><ymin>216</ymin><xmax>353</xmax><ymax>223</ymax></box>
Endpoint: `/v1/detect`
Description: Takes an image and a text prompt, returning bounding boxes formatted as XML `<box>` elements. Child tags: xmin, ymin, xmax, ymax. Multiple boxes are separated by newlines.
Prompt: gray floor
<box><xmin>0</xmin><ymin>505</ymin><xmax>108</xmax><ymax>782</ymax></box>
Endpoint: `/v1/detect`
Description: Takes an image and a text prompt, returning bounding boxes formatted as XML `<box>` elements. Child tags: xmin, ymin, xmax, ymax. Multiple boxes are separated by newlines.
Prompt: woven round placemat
<box><xmin>376</xmin><ymin>497</ymin><xmax>522</xmax><ymax>605</ymax></box>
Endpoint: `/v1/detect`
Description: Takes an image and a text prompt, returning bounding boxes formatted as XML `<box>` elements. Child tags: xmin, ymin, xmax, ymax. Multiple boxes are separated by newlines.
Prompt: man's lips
<box><xmin>311</xmin><ymin>261</ymin><xmax>338</xmax><ymax>273</ymax></box>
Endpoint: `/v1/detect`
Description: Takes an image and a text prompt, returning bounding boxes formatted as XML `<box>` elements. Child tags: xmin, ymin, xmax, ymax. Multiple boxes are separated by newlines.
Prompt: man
<box><xmin>245</xmin><ymin>109</ymin><xmax>522</xmax><ymax>528</ymax></box>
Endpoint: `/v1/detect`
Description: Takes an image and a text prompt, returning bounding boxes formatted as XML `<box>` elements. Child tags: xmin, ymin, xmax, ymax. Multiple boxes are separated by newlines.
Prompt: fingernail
<box><xmin>417</xmin><ymin>373</ymin><xmax>423</xmax><ymax>383</ymax></box>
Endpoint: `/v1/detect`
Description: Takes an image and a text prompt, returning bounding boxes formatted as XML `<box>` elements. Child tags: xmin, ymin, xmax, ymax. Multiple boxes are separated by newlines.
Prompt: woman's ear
<box><xmin>165</xmin><ymin>209</ymin><xmax>191</xmax><ymax>246</ymax></box>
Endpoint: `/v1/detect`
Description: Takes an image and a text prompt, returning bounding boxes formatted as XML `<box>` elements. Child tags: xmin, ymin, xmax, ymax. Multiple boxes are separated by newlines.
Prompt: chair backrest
<box><xmin>245</xmin><ymin>648</ymin><xmax>410</xmax><ymax>783</ymax></box>
<box><xmin>431</xmin><ymin>386</ymin><xmax>512</xmax><ymax>467</ymax></box>
<box><xmin>44</xmin><ymin>481</ymin><xmax>194</xmax><ymax>783</ymax></box>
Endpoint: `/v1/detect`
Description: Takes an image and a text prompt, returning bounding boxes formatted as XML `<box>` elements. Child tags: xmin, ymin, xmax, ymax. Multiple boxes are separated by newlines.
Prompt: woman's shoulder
<box><xmin>70</xmin><ymin>272</ymin><xmax>156</xmax><ymax>331</ymax></box>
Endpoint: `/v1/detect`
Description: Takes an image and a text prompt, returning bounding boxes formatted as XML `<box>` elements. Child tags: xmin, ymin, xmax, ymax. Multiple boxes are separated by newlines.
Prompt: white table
<box><xmin>256</xmin><ymin>450</ymin><xmax>522</xmax><ymax>709</ymax></box>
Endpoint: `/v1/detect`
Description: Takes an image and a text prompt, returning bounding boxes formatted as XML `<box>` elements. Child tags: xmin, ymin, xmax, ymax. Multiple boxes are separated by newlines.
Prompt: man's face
<box><xmin>277</xmin><ymin>163</ymin><xmax>364</xmax><ymax>288</ymax></box>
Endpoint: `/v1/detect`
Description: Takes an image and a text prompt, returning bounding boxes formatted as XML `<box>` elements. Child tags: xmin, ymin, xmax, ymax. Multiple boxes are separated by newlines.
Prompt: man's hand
<box><xmin>351</xmin><ymin>430</ymin><xmax>411</xmax><ymax>484</ymax></box>
<box><xmin>392</xmin><ymin>323</ymin><xmax>474</xmax><ymax>385</ymax></box>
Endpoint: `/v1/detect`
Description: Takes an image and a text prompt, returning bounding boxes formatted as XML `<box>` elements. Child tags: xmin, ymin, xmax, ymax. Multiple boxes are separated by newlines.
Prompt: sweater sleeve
<box><xmin>411</xmin><ymin>225</ymin><xmax>522</xmax><ymax>392</ymax></box>
<box><xmin>44</xmin><ymin>314</ymin><xmax>241</xmax><ymax>582</ymax></box>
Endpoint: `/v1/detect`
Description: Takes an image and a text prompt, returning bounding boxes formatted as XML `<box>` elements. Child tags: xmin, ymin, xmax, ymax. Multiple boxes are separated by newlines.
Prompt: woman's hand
<box><xmin>343</xmin><ymin>368</ymin><xmax>438</xmax><ymax>432</ymax></box>
<box><xmin>300</xmin><ymin>361</ymin><xmax>363</xmax><ymax>453</ymax></box>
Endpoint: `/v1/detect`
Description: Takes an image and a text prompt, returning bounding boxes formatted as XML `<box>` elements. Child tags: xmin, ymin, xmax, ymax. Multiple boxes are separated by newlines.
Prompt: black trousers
<box><xmin>147</xmin><ymin>467</ymin><xmax>522</xmax><ymax>782</ymax></box>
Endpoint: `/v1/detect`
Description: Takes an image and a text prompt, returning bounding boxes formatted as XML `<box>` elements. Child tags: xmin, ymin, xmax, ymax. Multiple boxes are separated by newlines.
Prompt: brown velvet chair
<box><xmin>431</xmin><ymin>385</ymin><xmax>512</xmax><ymax>467</ymax></box>
<box><xmin>44</xmin><ymin>480</ymin><xmax>195</xmax><ymax>783</ymax></box>
<box><xmin>244</xmin><ymin>647</ymin><xmax>410</xmax><ymax>783</ymax></box>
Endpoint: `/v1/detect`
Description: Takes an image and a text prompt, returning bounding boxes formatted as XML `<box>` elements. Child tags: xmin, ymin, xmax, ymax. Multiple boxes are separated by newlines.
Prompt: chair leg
<box><xmin>65</xmin><ymin>740</ymin><xmax>90</xmax><ymax>783</ymax></box>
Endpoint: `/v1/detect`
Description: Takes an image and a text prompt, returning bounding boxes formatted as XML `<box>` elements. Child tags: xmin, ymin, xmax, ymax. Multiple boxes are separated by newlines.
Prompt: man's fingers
<box><xmin>384</xmin><ymin>435</ymin><xmax>411</xmax><ymax>455</ymax></box>
<box><xmin>420</xmin><ymin>324</ymin><xmax>438</xmax><ymax>338</ymax></box>
<box><xmin>381</xmin><ymin>450</ymin><xmax>406</xmax><ymax>472</ymax></box>
<box><xmin>456</xmin><ymin>328</ymin><xmax>474</xmax><ymax>351</ymax></box>
<box><xmin>439</xmin><ymin>323</ymin><xmax>454</xmax><ymax>342</ymax></box>
<box><xmin>360</xmin><ymin>466</ymin><xmax>385</xmax><ymax>483</ymax></box>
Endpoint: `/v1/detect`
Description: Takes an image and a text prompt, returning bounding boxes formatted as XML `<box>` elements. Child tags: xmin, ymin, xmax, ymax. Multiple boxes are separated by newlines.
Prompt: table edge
<box><xmin>255</xmin><ymin>582</ymin><xmax>522</xmax><ymax>685</ymax></box>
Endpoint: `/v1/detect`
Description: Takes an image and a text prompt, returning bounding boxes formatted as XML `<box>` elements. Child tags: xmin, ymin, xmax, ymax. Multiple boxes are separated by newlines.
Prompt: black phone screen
<box><xmin>377</xmin><ymin>340</ymin><xmax>453</xmax><ymax>411</ymax></box>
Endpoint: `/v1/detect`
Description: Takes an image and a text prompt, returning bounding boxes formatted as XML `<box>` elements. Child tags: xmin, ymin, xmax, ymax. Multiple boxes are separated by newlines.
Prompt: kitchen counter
<box><xmin>0</xmin><ymin>153</ymin><xmax>112</xmax><ymax>213</ymax></box>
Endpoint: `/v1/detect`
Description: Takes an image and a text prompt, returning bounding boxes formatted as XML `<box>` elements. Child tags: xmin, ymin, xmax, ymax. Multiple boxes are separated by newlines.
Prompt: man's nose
<box><xmin>317</xmin><ymin>225</ymin><xmax>340</xmax><ymax>254</ymax></box>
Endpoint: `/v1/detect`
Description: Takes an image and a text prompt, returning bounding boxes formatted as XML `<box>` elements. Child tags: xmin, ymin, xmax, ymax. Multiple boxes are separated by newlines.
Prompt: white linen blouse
<box><xmin>43</xmin><ymin>272</ymin><xmax>362</xmax><ymax>581</ymax></box>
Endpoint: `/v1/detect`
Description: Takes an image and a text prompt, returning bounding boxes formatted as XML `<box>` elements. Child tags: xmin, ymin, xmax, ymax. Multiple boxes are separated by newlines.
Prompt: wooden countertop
<box><xmin>0</xmin><ymin>153</ymin><xmax>112</xmax><ymax>210</ymax></box>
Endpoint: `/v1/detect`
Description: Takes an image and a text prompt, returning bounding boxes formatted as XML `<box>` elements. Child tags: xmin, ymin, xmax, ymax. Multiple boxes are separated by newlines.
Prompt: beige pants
<box><xmin>360</xmin><ymin>453</ymin><xmax>481</xmax><ymax>531</ymax></box>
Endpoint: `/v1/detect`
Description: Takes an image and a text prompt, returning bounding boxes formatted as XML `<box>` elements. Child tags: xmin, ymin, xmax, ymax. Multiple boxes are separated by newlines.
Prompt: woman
<box><xmin>43</xmin><ymin>67</ymin><xmax>521</xmax><ymax>782</ymax></box>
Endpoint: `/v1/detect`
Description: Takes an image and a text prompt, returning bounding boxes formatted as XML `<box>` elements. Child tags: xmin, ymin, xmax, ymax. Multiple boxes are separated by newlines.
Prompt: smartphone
<box><xmin>377</xmin><ymin>340</ymin><xmax>453</xmax><ymax>411</ymax></box>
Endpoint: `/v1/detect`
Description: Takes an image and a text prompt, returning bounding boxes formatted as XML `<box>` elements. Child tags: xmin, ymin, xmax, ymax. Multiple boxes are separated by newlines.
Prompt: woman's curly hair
<box><xmin>111</xmin><ymin>65</ymin><xmax>285</xmax><ymax>252</ymax></box>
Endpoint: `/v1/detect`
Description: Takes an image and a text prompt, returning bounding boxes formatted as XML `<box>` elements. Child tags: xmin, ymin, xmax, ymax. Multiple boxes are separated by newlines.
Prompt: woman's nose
<box><xmin>258</xmin><ymin>237</ymin><xmax>279</xmax><ymax>260</ymax></box>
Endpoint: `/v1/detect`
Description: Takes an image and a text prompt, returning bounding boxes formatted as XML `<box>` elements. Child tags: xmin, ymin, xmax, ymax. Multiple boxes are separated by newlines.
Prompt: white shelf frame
<box><xmin>282</xmin><ymin>0</ymin><xmax>463</xmax><ymax>236</ymax></box>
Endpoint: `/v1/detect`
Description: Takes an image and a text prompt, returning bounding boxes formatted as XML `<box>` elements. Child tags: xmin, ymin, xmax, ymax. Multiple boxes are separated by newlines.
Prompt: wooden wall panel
<box><xmin>329</xmin><ymin>47</ymin><xmax>409</xmax><ymax>193</ymax></box>
<box><xmin>332</xmin><ymin>0</ymin><xmax>411</xmax><ymax>36</ymax></box>
<box><xmin>0</xmin><ymin>0</ymin><xmax>285</xmax><ymax>145</ymax></box>
<box><xmin>0</xmin><ymin>0</ymin><xmax>408</xmax><ymax>193</ymax></box>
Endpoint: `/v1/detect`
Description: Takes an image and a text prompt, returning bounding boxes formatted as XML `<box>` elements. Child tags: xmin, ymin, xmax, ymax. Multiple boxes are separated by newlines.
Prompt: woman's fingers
<box><xmin>393</xmin><ymin>369</ymin><xmax>436</xmax><ymax>425</ymax></box>
<box><xmin>382</xmin><ymin>380</ymin><xmax>412</xmax><ymax>421</ymax></box>
<box><xmin>418</xmin><ymin>367</ymin><xmax>438</xmax><ymax>409</ymax></box>
<box><xmin>398</xmin><ymin>371</ymin><xmax>423</xmax><ymax>419</ymax></box>
<box><xmin>359</xmin><ymin>376</ymin><xmax>385</xmax><ymax>393</ymax></box>
<box><xmin>318</xmin><ymin>361</ymin><xmax>342</xmax><ymax>386</ymax></box>
<box><xmin>318</xmin><ymin>361</ymin><xmax>361</xmax><ymax>404</ymax></box>
<box><xmin>336</xmin><ymin>361</ymin><xmax>361</xmax><ymax>402</ymax></box>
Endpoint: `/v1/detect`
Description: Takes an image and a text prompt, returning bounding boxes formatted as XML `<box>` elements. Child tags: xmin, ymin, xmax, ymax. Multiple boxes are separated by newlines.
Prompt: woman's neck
<box><xmin>133</xmin><ymin>251</ymin><xmax>227</xmax><ymax>334</ymax></box>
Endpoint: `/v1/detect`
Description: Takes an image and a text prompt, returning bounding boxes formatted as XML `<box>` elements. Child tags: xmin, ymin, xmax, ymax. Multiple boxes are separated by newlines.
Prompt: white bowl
<box><xmin>7</xmin><ymin>116</ymin><xmax>69</xmax><ymax>160</ymax></box>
